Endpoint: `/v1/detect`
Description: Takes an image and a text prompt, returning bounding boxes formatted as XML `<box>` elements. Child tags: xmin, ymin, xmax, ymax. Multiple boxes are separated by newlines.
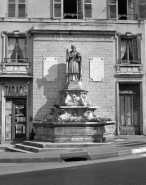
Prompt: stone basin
<box><xmin>33</xmin><ymin>121</ymin><xmax>116</xmax><ymax>143</ymax></box>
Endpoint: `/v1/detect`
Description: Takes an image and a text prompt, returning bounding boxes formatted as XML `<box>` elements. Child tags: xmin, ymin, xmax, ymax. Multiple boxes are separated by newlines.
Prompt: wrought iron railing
<box><xmin>118</xmin><ymin>14</ymin><xmax>138</xmax><ymax>20</ymax></box>
<box><xmin>3</xmin><ymin>58</ymin><xmax>28</xmax><ymax>63</ymax></box>
<box><xmin>63</xmin><ymin>13</ymin><xmax>83</xmax><ymax>19</ymax></box>
<box><xmin>118</xmin><ymin>59</ymin><xmax>141</xmax><ymax>64</ymax></box>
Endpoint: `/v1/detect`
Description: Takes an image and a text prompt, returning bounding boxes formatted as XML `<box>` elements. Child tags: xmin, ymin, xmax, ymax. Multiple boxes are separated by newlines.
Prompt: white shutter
<box><xmin>108</xmin><ymin>0</ymin><xmax>117</xmax><ymax>19</ymax></box>
<box><xmin>8</xmin><ymin>0</ymin><xmax>16</xmax><ymax>17</ymax></box>
<box><xmin>84</xmin><ymin>0</ymin><xmax>92</xmax><ymax>18</ymax></box>
<box><xmin>53</xmin><ymin>0</ymin><xmax>62</xmax><ymax>18</ymax></box>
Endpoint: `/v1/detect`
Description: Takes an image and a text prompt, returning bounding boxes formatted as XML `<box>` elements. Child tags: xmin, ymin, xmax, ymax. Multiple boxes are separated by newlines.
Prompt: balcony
<box><xmin>0</xmin><ymin>58</ymin><xmax>31</xmax><ymax>76</ymax></box>
<box><xmin>115</xmin><ymin>60</ymin><xmax>143</xmax><ymax>78</ymax></box>
<box><xmin>118</xmin><ymin>14</ymin><xmax>138</xmax><ymax>20</ymax></box>
<box><xmin>63</xmin><ymin>13</ymin><xmax>83</xmax><ymax>19</ymax></box>
<box><xmin>118</xmin><ymin>59</ymin><xmax>141</xmax><ymax>64</ymax></box>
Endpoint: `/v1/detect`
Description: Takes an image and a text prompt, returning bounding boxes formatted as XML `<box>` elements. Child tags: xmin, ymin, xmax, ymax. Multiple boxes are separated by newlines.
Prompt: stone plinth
<box><xmin>33</xmin><ymin>121</ymin><xmax>116</xmax><ymax>143</ymax></box>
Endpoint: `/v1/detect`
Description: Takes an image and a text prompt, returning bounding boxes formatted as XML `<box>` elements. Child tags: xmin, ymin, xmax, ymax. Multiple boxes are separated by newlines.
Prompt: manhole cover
<box><xmin>114</xmin><ymin>138</ymin><xmax>126</xmax><ymax>142</ymax></box>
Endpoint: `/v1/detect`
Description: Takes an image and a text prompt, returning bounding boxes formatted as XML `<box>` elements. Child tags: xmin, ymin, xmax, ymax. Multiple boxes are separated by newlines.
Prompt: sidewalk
<box><xmin>0</xmin><ymin>135</ymin><xmax>146</xmax><ymax>163</ymax></box>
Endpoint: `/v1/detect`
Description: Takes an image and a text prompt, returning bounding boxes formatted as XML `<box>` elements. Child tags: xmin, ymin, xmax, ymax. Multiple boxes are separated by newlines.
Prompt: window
<box><xmin>108</xmin><ymin>0</ymin><xmax>137</xmax><ymax>20</ymax></box>
<box><xmin>3</xmin><ymin>34</ymin><xmax>28</xmax><ymax>63</ymax></box>
<box><xmin>8</xmin><ymin>0</ymin><xmax>26</xmax><ymax>18</ymax></box>
<box><xmin>118</xmin><ymin>36</ymin><xmax>141</xmax><ymax>64</ymax></box>
<box><xmin>53</xmin><ymin>0</ymin><xmax>92</xmax><ymax>19</ymax></box>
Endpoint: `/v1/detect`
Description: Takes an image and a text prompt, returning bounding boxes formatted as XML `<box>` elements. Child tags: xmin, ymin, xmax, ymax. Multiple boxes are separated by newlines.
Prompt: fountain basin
<box><xmin>33</xmin><ymin>121</ymin><xmax>116</xmax><ymax>143</ymax></box>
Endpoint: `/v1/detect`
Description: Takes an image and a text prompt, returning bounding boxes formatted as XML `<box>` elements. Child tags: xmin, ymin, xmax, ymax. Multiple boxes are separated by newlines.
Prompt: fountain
<box><xmin>33</xmin><ymin>45</ymin><xmax>116</xmax><ymax>143</ymax></box>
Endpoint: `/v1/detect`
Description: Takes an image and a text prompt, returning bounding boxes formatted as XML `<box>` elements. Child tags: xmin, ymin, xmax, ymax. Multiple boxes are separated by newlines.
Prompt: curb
<box><xmin>0</xmin><ymin>147</ymin><xmax>146</xmax><ymax>163</ymax></box>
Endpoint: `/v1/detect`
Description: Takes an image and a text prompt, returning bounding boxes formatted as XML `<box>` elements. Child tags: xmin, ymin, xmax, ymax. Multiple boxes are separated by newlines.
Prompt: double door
<box><xmin>5</xmin><ymin>98</ymin><xmax>26</xmax><ymax>141</ymax></box>
<box><xmin>119</xmin><ymin>84</ymin><xmax>140</xmax><ymax>135</ymax></box>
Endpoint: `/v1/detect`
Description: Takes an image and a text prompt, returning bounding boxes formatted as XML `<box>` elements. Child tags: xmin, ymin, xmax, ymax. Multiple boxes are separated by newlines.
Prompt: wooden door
<box><xmin>119</xmin><ymin>84</ymin><xmax>140</xmax><ymax>135</ymax></box>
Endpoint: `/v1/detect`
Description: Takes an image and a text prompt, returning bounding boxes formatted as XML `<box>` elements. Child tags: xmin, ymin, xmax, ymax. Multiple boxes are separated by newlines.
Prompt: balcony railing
<box><xmin>4</xmin><ymin>58</ymin><xmax>28</xmax><ymax>63</ymax></box>
<box><xmin>63</xmin><ymin>13</ymin><xmax>83</xmax><ymax>19</ymax></box>
<box><xmin>118</xmin><ymin>14</ymin><xmax>138</xmax><ymax>20</ymax></box>
<box><xmin>118</xmin><ymin>59</ymin><xmax>141</xmax><ymax>64</ymax></box>
<box><xmin>1</xmin><ymin>58</ymin><xmax>31</xmax><ymax>75</ymax></box>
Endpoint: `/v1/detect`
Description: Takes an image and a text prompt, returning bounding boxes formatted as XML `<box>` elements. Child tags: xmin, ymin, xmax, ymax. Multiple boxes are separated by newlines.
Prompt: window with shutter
<box><xmin>139</xmin><ymin>0</ymin><xmax>146</xmax><ymax>19</ymax></box>
<box><xmin>8</xmin><ymin>0</ymin><xmax>26</xmax><ymax>18</ymax></box>
<box><xmin>84</xmin><ymin>0</ymin><xmax>92</xmax><ymax>18</ymax></box>
<box><xmin>53</xmin><ymin>0</ymin><xmax>92</xmax><ymax>19</ymax></box>
<box><xmin>119</xmin><ymin>36</ymin><xmax>141</xmax><ymax>64</ymax></box>
<box><xmin>4</xmin><ymin>35</ymin><xmax>27</xmax><ymax>63</ymax></box>
<box><xmin>108</xmin><ymin>0</ymin><xmax>137</xmax><ymax>20</ymax></box>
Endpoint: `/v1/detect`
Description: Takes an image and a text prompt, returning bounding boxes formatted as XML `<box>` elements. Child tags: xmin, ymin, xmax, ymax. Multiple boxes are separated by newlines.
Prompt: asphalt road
<box><xmin>1</xmin><ymin>156</ymin><xmax>146</xmax><ymax>185</ymax></box>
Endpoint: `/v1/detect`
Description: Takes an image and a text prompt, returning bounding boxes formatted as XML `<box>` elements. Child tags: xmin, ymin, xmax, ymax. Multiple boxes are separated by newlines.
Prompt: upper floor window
<box><xmin>8</xmin><ymin>37</ymin><xmax>26</xmax><ymax>63</ymax></box>
<box><xmin>108</xmin><ymin>0</ymin><xmax>137</xmax><ymax>20</ymax></box>
<box><xmin>53</xmin><ymin>0</ymin><xmax>92</xmax><ymax>19</ymax></box>
<box><xmin>118</xmin><ymin>35</ymin><xmax>141</xmax><ymax>64</ymax></box>
<box><xmin>3</xmin><ymin>33</ymin><xmax>28</xmax><ymax>63</ymax></box>
<box><xmin>8</xmin><ymin>0</ymin><xmax>26</xmax><ymax>18</ymax></box>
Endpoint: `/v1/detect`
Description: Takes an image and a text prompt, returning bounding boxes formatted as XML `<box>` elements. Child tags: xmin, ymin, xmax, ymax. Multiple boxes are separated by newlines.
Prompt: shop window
<box><xmin>118</xmin><ymin>36</ymin><xmax>141</xmax><ymax>64</ymax></box>
<box><xmin>8</xmin><ymin>0</ymin><xmax>26</xmax><ymax>18</ymax></box>
<box><xmin>108</xmin><ymin>0</ymin><xmax>137</xmax><ymax>20</ymax></box>
<box><xmin>53</xmin><ymin>0</ymin><xmax>92</xmax><ymax>19</ymax></box>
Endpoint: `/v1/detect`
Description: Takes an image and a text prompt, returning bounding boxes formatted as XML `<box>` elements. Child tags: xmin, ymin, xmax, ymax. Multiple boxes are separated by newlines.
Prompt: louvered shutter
<box><xmin>8</xmin><ymin>0</ymin><xmax>16</xmax><ymax>17</ymax></box>
<box><xmin>132</xmin><ymin>39</ymin><xmax>137</xmax><ymax>61</ymax></box>
<box><xmin>84</xmin><ymin>0</ymin><xmax>92</xmax><ymax>18</ymax></box>
<box><xmin>108</xmin><ymin>0</ymin><xmax>117</xmax><ymax>19</ymax></box>
<box><xmin>77</xmin><ymin>0</ymin><xmax>83</xmax><ymax>19</ymax></box>
<box><xmin>139</xmin><ymin>0</ymin><xmax>146</xmax><ymax>18</ymax></box>
<box><xmin>53</xmin><ymin>0</ymin><xmax>62</xmax><ymax>18</ymax></box>
<box><xmin>18</xmin><ymin>0</ymin><xmax>26</xmax><ymax>17</ymax></box>
<box><xmin>137</xmin><ymin>36</ymin><xmax>141</xmax><ymax>63</ymax></box>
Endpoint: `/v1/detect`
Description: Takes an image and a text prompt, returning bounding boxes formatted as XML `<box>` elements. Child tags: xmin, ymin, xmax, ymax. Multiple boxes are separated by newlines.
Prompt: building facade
<box><xmin>0</xmin><ymin>0</ymin><xmax>146</xmax><ymax>143</ymax></box>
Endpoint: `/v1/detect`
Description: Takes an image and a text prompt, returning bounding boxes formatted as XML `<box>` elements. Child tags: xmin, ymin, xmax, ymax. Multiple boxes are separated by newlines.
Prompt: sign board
<box><xmin>43</xmin><ymin>57</ymin><xmax>58</xmax><ymax>81</ymax></box>
<box><xmin>89</xmin><ymin>57</ymin><xmax>104</xmax><ymax>82</ymax></box>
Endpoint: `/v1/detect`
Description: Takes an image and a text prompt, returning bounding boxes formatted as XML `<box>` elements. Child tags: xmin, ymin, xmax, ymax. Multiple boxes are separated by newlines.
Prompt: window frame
<box><xmin>7</xmin><ymin>0</ymin><xmax>27</xmax><ymax>18</ymax></box>
<box><xmin>108</xmin><ymin>0</ymin><xmax>137</xmax><ymax>20</ymax></box>
<box><xmin>118</xmin><ymin>35</ymin><xmax>141</xmax><ymax>65</ymax></box>
<box><xmin>3</xmin><ymin>32</ymin><xmax>28</xmax><ymax>63</ymax></box>
<box><xmin>53</xmin><ymin>0</ymin><xmax>92</xmax><ymax>19</ymax></box>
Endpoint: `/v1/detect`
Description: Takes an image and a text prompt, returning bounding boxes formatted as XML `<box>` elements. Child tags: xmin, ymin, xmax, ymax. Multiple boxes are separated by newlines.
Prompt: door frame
<box><xmin>116</xmin><ymin>80</ymin><xmax>143</xmax><ymax>135</ymax></box>
<box><xmin>0</xmin><ymin>82</ymin><xmax>30</xmax><ymax>144</ymax></box>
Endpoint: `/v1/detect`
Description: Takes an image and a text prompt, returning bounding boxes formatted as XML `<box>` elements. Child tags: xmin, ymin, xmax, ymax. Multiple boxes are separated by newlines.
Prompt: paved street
<box><xmin>1</xmin><ymin>154</ymin><xmax>146</xmax><ymax>185</ymax></box>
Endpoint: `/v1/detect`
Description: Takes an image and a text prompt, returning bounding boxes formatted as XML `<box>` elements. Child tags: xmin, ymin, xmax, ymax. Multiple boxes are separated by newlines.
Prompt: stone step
<box><xmin>23</xmin><ymin>141</ymin><xmax>111</xmax><ymax>148</ymax></box>
<box><xmin>15</xmin><ymin>144</ymin><xmax>52</xmax><ymax>153</ymax></box>
<box><xmin>5</xmin><ymin>146</ymin><xmax>33</xmax><ymax>154</ymax></box>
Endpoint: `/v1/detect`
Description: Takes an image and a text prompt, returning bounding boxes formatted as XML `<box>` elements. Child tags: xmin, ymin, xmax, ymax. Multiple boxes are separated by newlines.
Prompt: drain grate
<box><xmin>60</xmin><ymin>151</ymin><xmax>90</xmax><ymax>162</ymax></box>
<box><xmin>63</xmin><ymin>157</ymin><xmax>88</xmax><ymax>162</ymax></box>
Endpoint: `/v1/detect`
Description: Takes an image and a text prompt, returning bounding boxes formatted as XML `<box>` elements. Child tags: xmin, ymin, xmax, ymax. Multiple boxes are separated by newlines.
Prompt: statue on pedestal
<box><xmin>66</xmin><ymin>45</ymin><xmax>82</xmax><ymax>82</ymax></box>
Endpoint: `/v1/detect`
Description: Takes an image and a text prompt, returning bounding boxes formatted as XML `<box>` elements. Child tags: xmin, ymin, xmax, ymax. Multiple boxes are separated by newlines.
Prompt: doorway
<box><xmin>119</xmin><ymin>84</ymin><xmax>140</xmax><ymax>135</ymax></box>
<box><xmin>5</xmin><ymin>98</ymin><xmax>26</xmax><ymax>141</ymax></box>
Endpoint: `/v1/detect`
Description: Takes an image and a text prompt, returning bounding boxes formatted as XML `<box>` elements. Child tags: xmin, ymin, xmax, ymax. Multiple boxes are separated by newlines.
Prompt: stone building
<box><xmin>0</xmin><ymin>0</ymin><xmax>146</xmax><ymax>143</ymax></box>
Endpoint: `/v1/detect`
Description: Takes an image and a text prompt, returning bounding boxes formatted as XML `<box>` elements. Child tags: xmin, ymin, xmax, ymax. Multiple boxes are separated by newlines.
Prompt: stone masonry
<box><xmin>33</xmin><ymin>33</ymin><xmax>115</xmax><ymax>121</ymax></box>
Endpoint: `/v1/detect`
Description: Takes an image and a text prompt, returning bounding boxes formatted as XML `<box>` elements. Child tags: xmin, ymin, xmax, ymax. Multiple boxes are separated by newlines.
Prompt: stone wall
<box><xmin>33</xmin><ymin>33</ymin><xmax>115</xmax><ymax>120</ymax></box>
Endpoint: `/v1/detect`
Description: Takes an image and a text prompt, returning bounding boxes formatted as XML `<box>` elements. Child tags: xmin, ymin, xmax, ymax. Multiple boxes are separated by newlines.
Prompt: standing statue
<box><xmin>66</xmin><ymin>45</ymin><xmax>82</xmax><ymax>82</ymax></box>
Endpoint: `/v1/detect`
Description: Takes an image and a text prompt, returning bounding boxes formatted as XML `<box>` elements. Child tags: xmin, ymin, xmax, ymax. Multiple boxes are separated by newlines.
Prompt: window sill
<box><xmin>116</xmin><ymin>64</ymin><xmax>142</xmax><ymax>67</ymax></box>
<box><xmin>1</xmin><ymin>62</ymin><xmax>31</xmax><ymax>66</ymax></box>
